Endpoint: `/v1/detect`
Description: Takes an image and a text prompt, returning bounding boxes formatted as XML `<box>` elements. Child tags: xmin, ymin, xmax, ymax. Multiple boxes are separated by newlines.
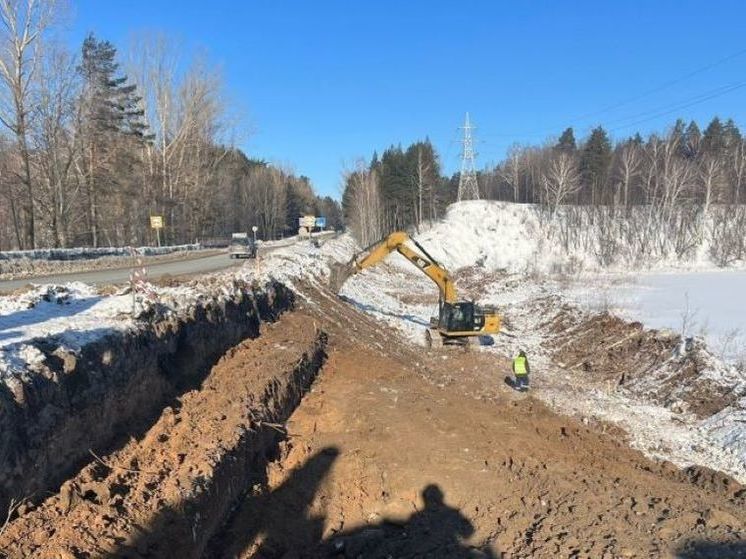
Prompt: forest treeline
<box><xmin>343</xmin><ymin>117</ymin><xmax>746</xmax><ymax>265</ymax></box>
<box><xmin>0</xmin><ymin>1</ymin><xmax>341</xmax><ymax>250</ymax></box>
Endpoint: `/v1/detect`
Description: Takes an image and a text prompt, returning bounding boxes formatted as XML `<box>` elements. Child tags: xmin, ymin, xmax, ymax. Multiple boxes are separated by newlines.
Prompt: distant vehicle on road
<box><xmin>229</xmin><ymin>233</ymin><xmax>257</xmax><ymax>259</ymax></box>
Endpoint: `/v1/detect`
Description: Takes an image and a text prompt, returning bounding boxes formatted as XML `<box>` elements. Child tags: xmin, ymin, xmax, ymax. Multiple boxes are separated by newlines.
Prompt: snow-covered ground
<box><xmin>567</xmin><ymin>270</ymin><xmax>746</xmax><ymax>365</ymax></box>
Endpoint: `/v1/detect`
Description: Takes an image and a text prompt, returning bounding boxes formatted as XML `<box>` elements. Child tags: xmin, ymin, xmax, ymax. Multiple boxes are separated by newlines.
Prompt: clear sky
<box><xmin>68</xmin><ymin>0</ymin><xmax>746</xmax><ymax>197</ymax></box>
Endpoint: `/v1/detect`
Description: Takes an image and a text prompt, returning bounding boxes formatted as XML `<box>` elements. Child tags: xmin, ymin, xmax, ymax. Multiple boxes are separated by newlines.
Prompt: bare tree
<box><xmin>541</xmin><ymin>152</ymin><xmax>580</xmax><ymax>214</ymax></box>
<box><xmin>344</xmin><ymin>161</ymin><xmax>382</xmax><ymax>246</ymax></box>
<box><xmin>697</xmin><ymin>154</ymin><xmax>723</xmax><ymax>215</ymax></box>
<box><xmin>412</xmin><ymin>145</ymin><xmax>431</xmax><ymax>231</ymax></box>
<box><xmin>32</xmin><ymin>44</ymin><xmax>81</xmax><ymax>247</ymax></box>
<box><xmin>0</xmin><ymin>0</ymin><xmax>57</xmax><ymax>248</ymax></box>
<box><xmin>615</xmin><ymin>142</ymin><xmax>641</xmax><ymax>207</ymax></box>
<box><xmin>499</xmin><ymin>145</ymin><xmax>523</xmax><ymax>203</ymax></box>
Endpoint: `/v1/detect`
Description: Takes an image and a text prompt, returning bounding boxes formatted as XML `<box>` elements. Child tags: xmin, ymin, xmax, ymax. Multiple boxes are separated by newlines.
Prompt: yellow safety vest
<box><xmin>513</xmin><ymin>356</ymin><xmax>528</xmax><ymax>376</ymax></box>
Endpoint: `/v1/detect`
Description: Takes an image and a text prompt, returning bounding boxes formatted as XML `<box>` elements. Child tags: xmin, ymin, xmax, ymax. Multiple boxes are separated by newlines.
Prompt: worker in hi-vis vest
<box><xmin>512</xmin><ymin>350</ymin><xmax>530</xmax><ymax>392</ymax></box>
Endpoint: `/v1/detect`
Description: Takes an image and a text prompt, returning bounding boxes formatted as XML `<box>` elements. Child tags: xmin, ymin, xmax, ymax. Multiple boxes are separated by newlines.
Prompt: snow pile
<box><xmin>0</xmin><ymin>243</ymin><xmax>201</xmax><ymax>262</ymax></box>
<box><xmin>412</xmin><ymin>201</ymin><xmax>746</xmax><ymax>274</ymax></box>
<box><xmin>241</xmin><ymin>235</ymin><xmax>357</xmax><ymax>288</ymax></box>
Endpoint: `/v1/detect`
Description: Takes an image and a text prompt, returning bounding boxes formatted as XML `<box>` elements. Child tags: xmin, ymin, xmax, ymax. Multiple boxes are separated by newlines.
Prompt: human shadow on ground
<box><xmin>674</xmin><ymin>540</ymin><xmax>746</xmax><ymax>558</ymax></box>
<box><xmin>317</xmin><ymin>484</ymin><xmax>499</xmax><ymax>559</ymax></box>
<box><xmin>113</xmin><ymin>444</ymin><xmax>498</xmax><ymax>559</ymax></box>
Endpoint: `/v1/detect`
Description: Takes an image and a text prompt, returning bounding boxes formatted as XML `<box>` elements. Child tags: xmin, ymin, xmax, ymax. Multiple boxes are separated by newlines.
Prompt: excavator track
<box><xmin>425</xmin><ymin>328</ymin><xmax>443</xmax><ymax>349</ymax></box>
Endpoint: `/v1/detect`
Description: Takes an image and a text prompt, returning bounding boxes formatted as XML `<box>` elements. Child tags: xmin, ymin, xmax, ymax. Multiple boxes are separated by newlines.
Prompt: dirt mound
<box><xmin>549</xmin><ymin>307</ymin><xmax>744</xmax><ymax>418</ymax></box>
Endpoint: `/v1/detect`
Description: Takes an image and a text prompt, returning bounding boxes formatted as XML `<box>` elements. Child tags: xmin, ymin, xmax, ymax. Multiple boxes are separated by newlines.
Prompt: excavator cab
<box><xmin>432</xmin><ymin>301</ymin><xmax>499</xmax><ymax>345</ymax></box>
<box><xmin>438</xmin><ymin>301</ymin><xmax>476</xmax><ymax>332</ymax></box>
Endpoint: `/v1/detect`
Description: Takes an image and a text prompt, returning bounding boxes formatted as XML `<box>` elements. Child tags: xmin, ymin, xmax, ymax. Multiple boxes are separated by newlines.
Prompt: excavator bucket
<box><xmin>328</xmin><ymin>261</ymin><xmax>353</xmax><ymax>293</ymax></box>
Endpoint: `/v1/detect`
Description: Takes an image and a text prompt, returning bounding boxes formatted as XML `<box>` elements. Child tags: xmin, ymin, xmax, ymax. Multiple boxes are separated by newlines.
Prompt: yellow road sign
<box><xmin>150</xmin><ymin>215</ymin><xmax>164</xmax><ymax>229</ymax></box>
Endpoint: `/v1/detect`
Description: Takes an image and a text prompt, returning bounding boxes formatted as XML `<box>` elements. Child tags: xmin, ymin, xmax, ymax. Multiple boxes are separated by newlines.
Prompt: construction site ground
<box><xmin>1</xmin><ymin>282</ymin><xmax>744</xmax><ymax>558</ymax></box>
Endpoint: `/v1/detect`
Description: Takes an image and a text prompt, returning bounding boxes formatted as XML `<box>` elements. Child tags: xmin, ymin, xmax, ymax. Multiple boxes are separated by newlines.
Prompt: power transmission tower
<box><xmin>457</xmin><ymin>112</ymin><xmax>480</xmax><ymax>201</ymax></box>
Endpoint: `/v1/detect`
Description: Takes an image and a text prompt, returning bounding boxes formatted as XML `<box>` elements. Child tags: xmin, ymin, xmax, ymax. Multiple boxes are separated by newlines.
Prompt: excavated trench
<box><xmin>0</xmin><ymin>281</ymin><xmax>295</xmax><ymax>522</ymax></box>
<box><xmin>0</xmin><ymin>302</ymin><xmax>328</xmax><ymax>558</ymax></box>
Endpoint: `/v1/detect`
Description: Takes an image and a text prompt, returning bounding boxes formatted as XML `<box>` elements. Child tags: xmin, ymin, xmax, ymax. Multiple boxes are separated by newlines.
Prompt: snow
<box><xmin>0</xmin><ymin>243</ymin><xmax>201</xmax><ymax>262</ymax></box>
<box><xmin>412</xmin><ymin>200</ymin><xmax>746</xmax><ymax>274</ymax></box>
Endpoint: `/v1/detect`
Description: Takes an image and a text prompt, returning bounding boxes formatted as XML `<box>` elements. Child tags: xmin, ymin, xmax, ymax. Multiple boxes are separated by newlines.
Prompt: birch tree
<box><xmin>541</xmin><ymin>152</ymin><xmax>580</xmax><ymax>214</ymax></box>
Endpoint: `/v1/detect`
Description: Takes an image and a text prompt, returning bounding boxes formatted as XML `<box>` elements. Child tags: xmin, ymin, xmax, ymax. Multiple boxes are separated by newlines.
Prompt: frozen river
<box><xmin>570</xmin><ymin>270</ymin><xmax>746</xmax><ymax>364</ymax></box>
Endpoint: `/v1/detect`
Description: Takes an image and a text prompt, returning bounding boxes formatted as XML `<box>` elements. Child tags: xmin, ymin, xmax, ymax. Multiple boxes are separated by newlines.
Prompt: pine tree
<box><xmin>580</xmin><ymin>126</ymin><xmax>612</xmax><ymax>204</ymax></box>
<box><xmin>702</xmin><ymin>117</ymin><xmax>725</xmax><ymax>155</ymax></box>
<box><xmin>556</xmin><ymin>128</ymin><xmax>576</xmax><ymax>152</ymax></box>
<box><xmin>722</xmin><ymin>118</ymin><xmax>742</xmax><ymax>150</ymax></box>
<box><xmin>78</xmin><ymin>33</ymin><xmax>151</xmax><ymax>246</ymax></box>
<box><xmin>682</xmin><ymin>121</ymin><xmax>701</xmax><ymax>159</ymax></box>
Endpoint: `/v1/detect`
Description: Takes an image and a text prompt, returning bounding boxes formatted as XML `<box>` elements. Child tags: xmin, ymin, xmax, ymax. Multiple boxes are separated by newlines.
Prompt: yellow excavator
<box><xmin>330</xmin><ymin>231</ymin><xmax>501</xmax><ymax>348</ymax></box>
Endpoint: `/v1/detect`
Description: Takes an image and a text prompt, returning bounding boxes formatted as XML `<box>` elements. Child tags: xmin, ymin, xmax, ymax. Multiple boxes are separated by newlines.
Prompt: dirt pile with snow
<box><xmin>0</xmin><ymin>311</ymin><xmax>326</xmax><ymax>558</ymax></box>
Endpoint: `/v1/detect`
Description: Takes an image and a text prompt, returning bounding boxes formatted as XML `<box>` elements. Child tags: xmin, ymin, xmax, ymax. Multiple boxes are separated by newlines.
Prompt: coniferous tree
<box><xmin>702</xmin><ymin>117</ymin><xmax>725</xmax><ymax>155</ymax></box>
<box><xmin>722</xmin><ymin>118</ymin><xmax>742</xmax><ymax>150</ymax></box>
<box><xmin>78</xmin><ymin>33</ymin><xmax>150</xmax><ymax>246</ymax></box>
<box><xmin>682</xmin><ymin>121</ymin><xmax>702</xmax><ymax>159</ymax></box>
<box><xmin>556</xmin><ymin>127</ymin><xmax>577</xmax><ymax>152</ymax></box>
<box><xmin>580</xmin><ymin>126</ymin><xmax>612</xmax><ymax>204</ymax></box>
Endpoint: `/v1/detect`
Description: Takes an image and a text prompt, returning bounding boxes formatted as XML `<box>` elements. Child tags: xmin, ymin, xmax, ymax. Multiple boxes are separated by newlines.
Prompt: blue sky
<box><xmin>69</xmin><ymin>0</ymin><xmax>746</xmax><ymax>197</ymax></box>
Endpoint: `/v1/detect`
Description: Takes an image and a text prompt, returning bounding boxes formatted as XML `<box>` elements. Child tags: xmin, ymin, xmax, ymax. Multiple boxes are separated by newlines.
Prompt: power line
<box><xmin>572</xmin><ymin>46</ymin><xmax>746</xmax><ymax>122</ymax></box>
<box><xmin>610</xmin><ymin>82</ymin><xmax>746</xmax><ymax>132</ymax></box>
<box><xmin>480</xmin><ymin>46</ymin><xmax>746</xmax><ymax>140</ymax></box>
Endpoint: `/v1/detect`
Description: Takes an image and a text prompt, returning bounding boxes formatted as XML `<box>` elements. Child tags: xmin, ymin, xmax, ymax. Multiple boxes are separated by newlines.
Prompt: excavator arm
<box><xmin>333</xmin><ymin>231</ymin><xmax>458</xmax><ymax>303</ymax></box>
<box><xmin>330</xmin><ymin>231</ymin><xmax>501</xmax><ymax>345</ymax></box>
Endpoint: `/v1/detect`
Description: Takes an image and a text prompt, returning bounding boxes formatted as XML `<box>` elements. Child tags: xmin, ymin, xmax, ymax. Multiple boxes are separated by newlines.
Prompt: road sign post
<box><xmin>150</xmin><ymin>215</ymin><xmax>164</xmax><ymax>247</ymax></box>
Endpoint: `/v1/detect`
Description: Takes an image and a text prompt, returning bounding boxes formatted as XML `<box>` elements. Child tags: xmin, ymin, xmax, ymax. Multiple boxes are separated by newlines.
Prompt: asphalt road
<box><xmin>0</xmin><ymin>232</ymin><xmax>339</xmax><ymax>293</ymax></box>
<box><xmin>0</xmin><ymin>251</ymin><xmax>246</xmax><ymax>292</ymax></box>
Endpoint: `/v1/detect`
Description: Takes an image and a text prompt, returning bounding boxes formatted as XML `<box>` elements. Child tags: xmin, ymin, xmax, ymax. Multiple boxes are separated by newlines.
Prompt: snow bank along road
<box><xmin>0</xmin><ymin>233</ymin><xmax>336</xmax><ymax>293</ymax></box>
<box><xmin>0</xmin><ymin>251</ymin><xmax>240</xmax><ymax>292</ymax></box>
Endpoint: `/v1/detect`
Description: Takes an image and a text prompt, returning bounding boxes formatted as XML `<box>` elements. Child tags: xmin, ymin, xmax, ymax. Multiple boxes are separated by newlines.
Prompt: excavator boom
<box><xmin>330</xmin><ymin>231</ymin><xmax>500</xmax><ymax>347</ymax></box>
<box><xmin>347</xmin><ymin>231</ymin><xmax>458</xmax><ymax>303</ymax></box>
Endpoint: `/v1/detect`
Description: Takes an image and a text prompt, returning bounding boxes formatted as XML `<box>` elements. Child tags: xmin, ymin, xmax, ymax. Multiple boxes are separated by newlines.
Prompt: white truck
<box><xmin>229</xmin><ymin>232</ymin><xmax>257</xmax><ymax>259</ymax></box>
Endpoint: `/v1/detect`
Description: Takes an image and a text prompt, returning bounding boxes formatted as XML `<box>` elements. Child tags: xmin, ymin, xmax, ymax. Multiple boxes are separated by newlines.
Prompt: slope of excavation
<box><xmin>211</xmin><ymin>284</ymin><xmax>745</xmax><ymax>559</ymax></box>
<box><xmin>0</xmin><ymin>311</ymin><xmax>327</xmax><ymax>559</ymax></box>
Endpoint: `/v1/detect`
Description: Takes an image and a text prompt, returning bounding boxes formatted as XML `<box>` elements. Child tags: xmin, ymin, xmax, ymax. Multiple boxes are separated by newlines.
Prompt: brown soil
<box><xmin>208</xmin><ymin>285</ymin><xmax>746</xmax><ymax>559</ymax></box>
<box><xmin>0</xmin><ymin>311</ymin><xmax>326</xmax><ymax>558</ymax></box>
<box><xmin>548</xmin><ymin>306</ymin><xmax>742</xmax><ymax>418</ymax></box>
<box><xmin>0</xmin><ymin>283</ymin><xmax>744</xmax><ymax>559</ymax></box>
